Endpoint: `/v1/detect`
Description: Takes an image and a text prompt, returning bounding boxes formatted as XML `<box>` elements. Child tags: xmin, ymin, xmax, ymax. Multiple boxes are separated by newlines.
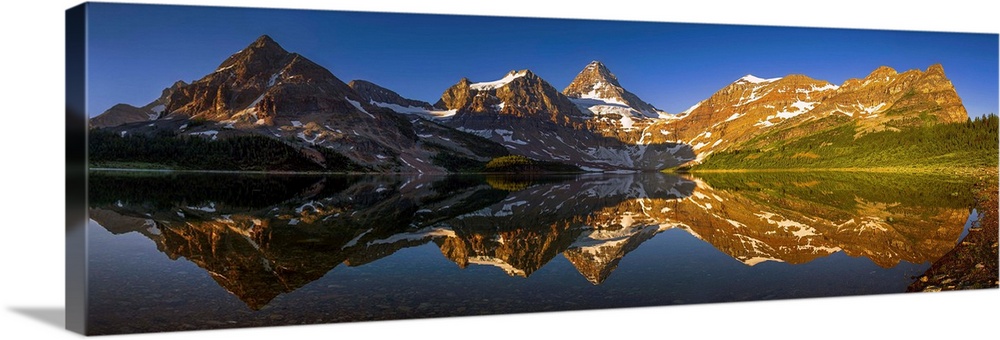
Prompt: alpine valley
<box><xmin>89</xmin><ymin>35</ymin><xmax>991</xmax><ymax>173</ymax></box>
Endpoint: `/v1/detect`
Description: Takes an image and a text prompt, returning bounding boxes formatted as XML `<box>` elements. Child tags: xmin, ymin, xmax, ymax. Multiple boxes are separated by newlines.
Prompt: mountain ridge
<box><xmin>90</xmin><ymin>35</ymin><xmax>972</xmax><ymax>172</ymax></box>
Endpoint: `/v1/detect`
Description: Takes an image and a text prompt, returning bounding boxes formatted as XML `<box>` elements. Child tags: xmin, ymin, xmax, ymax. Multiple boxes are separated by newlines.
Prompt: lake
<box><xmin>85</xmin><ymin>171</ymin><xmax>978</xmax><ymax>334</ymax></box>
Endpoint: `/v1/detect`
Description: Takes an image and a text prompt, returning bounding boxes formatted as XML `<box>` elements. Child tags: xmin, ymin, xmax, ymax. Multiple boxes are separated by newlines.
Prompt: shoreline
<box><xmin>87</xmin><ymin>167</ymin><xmax>592</xmax><ymax>176</ymax></box>
<box><xmin>907</xmin><ymin>167</ymin><xmax>999</xmax><ymax>291</ymax></box>
<box><xmin>686</xmin><ymin>166</ymin><xmax>990</xmax><ymax>176</ymax></box>
<box><xmin>88</xmin><ymin>167</ymin><xmax>384</xmax><ymax>176</ymax></box>
<box><xmin>90</xmin><ymin>166</ymin><xmax>996</xmax><ymax>176</ymax></box>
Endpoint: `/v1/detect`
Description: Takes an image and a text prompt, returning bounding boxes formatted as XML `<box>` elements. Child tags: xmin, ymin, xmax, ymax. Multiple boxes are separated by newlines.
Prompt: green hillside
<box><xmin>692</xmin><ymin>114</ymin><xmax>998</xmax><ymax>171</ymax></box>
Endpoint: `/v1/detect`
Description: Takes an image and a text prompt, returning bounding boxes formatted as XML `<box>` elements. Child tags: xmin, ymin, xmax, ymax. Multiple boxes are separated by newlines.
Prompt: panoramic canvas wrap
<box><xmin>66</xmin><ymin>2</ymin><xmax>999</xmax><ymax>335</ymax></box>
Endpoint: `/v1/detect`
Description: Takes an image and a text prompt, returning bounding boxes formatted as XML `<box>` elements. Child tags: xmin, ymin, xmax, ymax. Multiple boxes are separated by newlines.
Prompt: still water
<box><xmin>86</xmin><ymin>171</ymin><xmax>978</xmax><ymax>334</ymax></box>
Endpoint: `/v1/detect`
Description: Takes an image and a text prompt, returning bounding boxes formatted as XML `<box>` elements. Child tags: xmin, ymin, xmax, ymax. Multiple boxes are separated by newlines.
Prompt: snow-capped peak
<box><xmin>738</xmin><ymin>74</ymin><xmax>782</xmax><ymax>84</ymax></box>
<box><xmin>469</xmin><ymin>70</ymin><xmax>529</xmax><ymax>90</ymax></box>
<box><xmin>585</xmin><ymin>60</ymin><xmax>607</xmax><ymax>70</ymax></box>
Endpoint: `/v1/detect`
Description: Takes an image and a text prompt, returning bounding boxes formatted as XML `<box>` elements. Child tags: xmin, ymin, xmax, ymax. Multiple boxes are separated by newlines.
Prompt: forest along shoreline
<box><xmin>907</xmin><ymin>166</ymin><xmax>999</xmax><ymax>292</ymax></box>
<box><xmin>682</xmin><ymin>166</ymin><xmax>990</xmax><ymax>177</ymax></box>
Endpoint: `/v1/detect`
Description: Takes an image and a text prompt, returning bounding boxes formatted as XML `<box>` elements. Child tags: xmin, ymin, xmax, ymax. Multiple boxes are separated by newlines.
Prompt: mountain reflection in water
<box><xmin>86</xmin><ymin>171</ymin><xmax>975</xmax><ymax>333</ymax></box>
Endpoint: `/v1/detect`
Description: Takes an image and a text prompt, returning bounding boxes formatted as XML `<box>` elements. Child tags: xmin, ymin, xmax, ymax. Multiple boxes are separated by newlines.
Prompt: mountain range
<box><xmin>90</xmin><ymin>35</ymin><xmax>969</xmax><ymax>172</ymax></box>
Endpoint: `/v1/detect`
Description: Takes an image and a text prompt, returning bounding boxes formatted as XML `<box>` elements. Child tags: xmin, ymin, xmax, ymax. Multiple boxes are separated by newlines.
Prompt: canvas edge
<box><xmin>57</xmin><ymin>2</ymin><xmax>999</xmax><ymax>337</ymax></box>
<box><xmin>65</xmin><ymin>2</ymin><xmax>88</xmax><ymax>335</ymax></box>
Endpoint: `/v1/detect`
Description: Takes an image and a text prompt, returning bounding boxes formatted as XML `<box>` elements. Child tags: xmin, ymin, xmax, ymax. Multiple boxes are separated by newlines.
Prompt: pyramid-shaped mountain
<box><xmin>561</xmin><ymin>61</ymin><xmax>680</xmax><ymax>146</ymax></box>
<box><xmin>164</xmin><ymin>35</ymin><xmax>370</xmax><ymax>124</ymax></box>
<box><xmin>563</xmin><ymin>61</ymin><xmax>664</xmax><ymax>118</ymax></box>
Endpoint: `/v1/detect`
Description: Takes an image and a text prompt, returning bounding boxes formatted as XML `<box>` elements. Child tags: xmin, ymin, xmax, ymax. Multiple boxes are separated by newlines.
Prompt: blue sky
<box><xmin>85</xmin><ymin>3</ymin><xmax>998</xmax><ymax>118</ymax></box>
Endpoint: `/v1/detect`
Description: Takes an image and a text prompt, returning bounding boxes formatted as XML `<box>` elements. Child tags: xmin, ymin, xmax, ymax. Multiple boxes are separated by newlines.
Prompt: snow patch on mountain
<box><xmin>296</xmin><ymin>132</ymin><xmax>321</xmax><ymax>145</ymax></box>
<box><xmin>470</xmin><ymin>70</ymin><xmax>527</xmax><ymax>90</ymax></box>
<box><xmin>754</xmin><ymin>119</ymin><xmax>775</xmax><ymax>128</ymax></box>
<box><xmin>371</xmin><ymin>101</ymin><xmax>427</xmax><ymax>114</ymax></box>
<box><xmin>739</xmin><ymin>75</ymin><xmax>782</xmax><ymax>84</ymax></box>
<box><xmin>570</xmin><ymin>224</ymin><xmax>654</xmax><ymax>256</ymax></box>
<box><xmin>455</xmin><ymin>127</ymin><xmax>491</xmax><ymax>138</ymax></box>
<box><xmin>429</xmin><ymin>109</ymin><xmax>458</xmax><ymax>118</ymax></box>
<box><xmin>775</xmin><ymin>100</ymin><xmax>817</xmax><ymax>119</ymax></box>
<box><xmin>801</xmin><ymin>83</ymin><xmax>839</xmax><ymax>92</ymax></box>
<box><xmin>230</xmin><ymin>92</ymin><xmax>268</xmax><ymax>121</ymax></box>
<box><xmin>736</xmin><ymin>87</ymin><xmax>772</xmax><ymax>106</ymax></box>
<box><xmin>341</xmin><ymin>229</ymin><xmax>373</xmax><ymax>249</ymax></box>
<box><xmin>495</xmin><ymin>129</ymin><xmax>528</xmax><ymax>145</ymax></box>
<box><xmin>268</xmin><ymin>72</ymin><xmax>281</xmax><ymax>87</ymax></box>
<box><xmin>570</xmin><ymin>98</ymin><xmax>653</xmax><ymax>124</ymax></box>
<box><xmin>753</xmin><ymin>100</ymin><xmax>819</xmax><ymax>127</ymax></box>
<box><xmin>367</xmin><ymin>227</ymin><xmax>456</xmax><ymax>245</ymax></box>
<box><xmin>743</xmin><ymin>256</ymin><xmax>785</xmax><ymax>266</ymax></box>
<box><xmin>467</xmin><ymin>256</ymin><xmax>527</xmax><ymax>277</ymax></box>
<box><xmin>856</xmin><ymin>102</ymin><xmax>887</xmax><ymax>115</ymax></box>
<box><xmin>345</xmin><ymin>97</ymin><xmax>375</xmax><ymax>118</ymax></box>
<box><xmin>755</xmin><ymin>211</ymin><xmax>820</xmax><ymax>238</ymax></box>
<box><xmin>370</xmin><ymin>100</ymin><xmax>456</xmax><ymax>120</ymax></box>
<box><xmin>619</xmin><ymin>114</ymin><xmax>635</xmax><ymax>129</ymax></box>
<box><xmin>187</xmin><ymin>202</ymin><xmax>217</xmax><ymax>213</ymax></box>
<box><xmin>818</xmin><ymin>84</ymin><xmax>839</xmax><ymax>91</ymax></box>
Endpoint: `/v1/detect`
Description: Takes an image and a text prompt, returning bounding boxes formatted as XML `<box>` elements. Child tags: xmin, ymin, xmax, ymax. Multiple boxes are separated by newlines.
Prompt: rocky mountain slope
<box><xmin>655</xmin><ymin>64</ymin><xmax>968</xmax><ymax>162</ymax></box>
<box><xmin>90</xmin><ymin>35</ymin><xmax>511</xmax><ymax>173</ymax></box>
<box><xmin>348</xmin><ymin>80</ymin><xmax>437</xmax><ymax>114</ymax></box>
<box><xmin>90</xmin><ymin>80</ymin><xmax>187</xmax><ymax>128</ymax></box>
<box><xmin>434</xmin><ymin>68</ymin><xmax>692</xmax><ymax>170</ymax></box>
<box><xmin>155</xmin><ymin>35</ymin><xmax>373</xmax><ymax>125</ymax></box>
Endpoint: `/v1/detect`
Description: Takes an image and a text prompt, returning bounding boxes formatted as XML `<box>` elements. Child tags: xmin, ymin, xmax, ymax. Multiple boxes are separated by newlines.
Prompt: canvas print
<box><xmin>68</xmin><ymin>2</ymin><xmax>999</xmax><ymax>335</ymax></box>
